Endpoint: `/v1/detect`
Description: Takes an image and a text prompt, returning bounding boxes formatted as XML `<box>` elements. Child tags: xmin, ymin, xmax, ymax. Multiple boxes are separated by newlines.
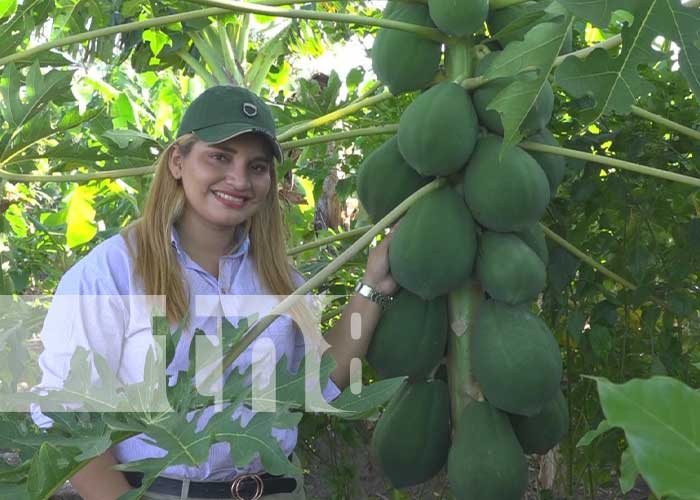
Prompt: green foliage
<box><xmin>555</xmin><ymin>0</ymin><xmax>700</xmax><ymax>117</ymax></box>
<box><xmin>591</xmin><ymin>376</ymin><xmax>700</xmax><ymax>499</ymax></box>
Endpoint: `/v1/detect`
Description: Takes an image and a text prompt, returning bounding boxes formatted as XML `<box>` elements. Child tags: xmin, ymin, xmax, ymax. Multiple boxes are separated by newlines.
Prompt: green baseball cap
<box><xmin>176</xmin><ymin>85</ymin><xmax>283</xmax><ymax>162</ymax></box>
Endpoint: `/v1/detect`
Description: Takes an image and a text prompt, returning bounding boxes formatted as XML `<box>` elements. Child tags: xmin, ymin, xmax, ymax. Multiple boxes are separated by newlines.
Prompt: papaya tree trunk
<box><xmin>444</xmin><ymin>41</ymin><xmax>484</xmax><ymax>432</ymax></box>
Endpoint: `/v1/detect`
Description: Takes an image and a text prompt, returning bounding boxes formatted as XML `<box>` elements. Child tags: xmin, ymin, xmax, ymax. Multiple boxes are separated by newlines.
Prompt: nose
<box><xmin>223</xmin><ymin>159</ymin><xmax>253</xmax><ymax>191</ymax></box>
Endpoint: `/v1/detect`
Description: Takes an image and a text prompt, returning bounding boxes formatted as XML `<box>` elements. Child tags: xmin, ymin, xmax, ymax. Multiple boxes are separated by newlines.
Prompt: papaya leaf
<box><xmin>556</xmin><ymin>0</ymin><xmax>630</xmax><ymax>27</ymax></box>
<box><xmin>112</xmin><ymin>411</ymin><xmax>216</xmax><ymax>499</ymax></box>
<box><xmin>246</xmin><ymin>23</ymin><xmax>294</xmax><ymax>94</ymax></box>
<box><xmin>0</xmin><ymin>482</ymin><xmax>30</xmax><ymax>500</ymax></box>
<box><xmin>594</xmin><ymin>376</ymin><xmax>700</xmax><ymax>499</ymax></box>
<box><xmin>619</xmin><ymin>447</ymin><xmax>640</xmax><ymax>494</ymax></box>
<box><xmin>208</xmin><ymin>408</ymin><xmax>300</xmax><ymax>477</ymax></box>
<box><xmin>576</xmin><ymin>419</ymin><xmax>614</xmax><ymax>447</ymax></box>
<box><xmin>555</xmin><ymin>0</ymin><xmax>700</xmax><ymax>120</ymax></box>
<box><xmin>26</xmin><ymin>442</ymin><xmax>79</xmax><ymax>500</ymax></box>
<box><xmin>330</xmin><ymin>376</ymin><xmax>406</xmax><ymax>420</ymax></box>
<box><xmin>483</xmin><ymin>17</ymin><xmax>573</xmax><ymax>153</ymax></box>
<box><xmin>64</xmin><ymin>185</ymin><xmax>97</xmax><ymax>248</ymax></box>
<box><xmin>0</xmin><ymin>0</ymin><xmax>17</xmax><ymax>19</ymax></box>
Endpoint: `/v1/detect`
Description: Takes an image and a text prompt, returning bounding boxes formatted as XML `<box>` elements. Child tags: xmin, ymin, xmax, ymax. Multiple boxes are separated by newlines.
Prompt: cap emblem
<box><xmin>242</xmin><ymin>102</ymin><xmax>258</xmax><ymax>117</ymax></box>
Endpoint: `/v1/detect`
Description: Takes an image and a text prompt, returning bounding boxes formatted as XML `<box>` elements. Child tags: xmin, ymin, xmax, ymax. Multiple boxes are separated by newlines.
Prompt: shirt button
<box><xmin>221</xmin><ymin>286</ymin><xmax>228</xmax><ymax>294</ymax></box>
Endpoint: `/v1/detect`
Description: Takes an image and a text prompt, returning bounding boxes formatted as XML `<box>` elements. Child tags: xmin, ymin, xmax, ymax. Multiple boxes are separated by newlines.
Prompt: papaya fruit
<box><xmin>477</xmin><ymin>231</ymin><xmax>546</xmax><ymax>305</ymax></box>
<box><xmin>463</xmin><ymin>135</ymin><xmax>550</xmax><ymax>232</ymax></box>
<box><xmin>389</xmin><ymin>186</ymin><xmax>478</xmax><ymax>300</ymax></box>
<box><xmin>515</xmin><ymin>223</ymin><xmax>549</xmax><ymax>265</ymax></box>
<box><xmin>398</xmin><ymin>81</ymin><xmax>479</xmax><ymax>177</ymax></box>
<box><xmin>372</xmin><ymin>380</ymin><xmax>450</xmax><ymax>488</ymax></box>
<box><xmin>367</xmin><ymin>289</ymin><xmax>448</xmax><ymax>380</ymax></box>
<box><xmin>510</xmin><ymin>389</ymin><xmax>569</xmax><ymax>454</ymax></box>
<box><xmin>526</xmin><ymin>128</ymin><xmax>566</xmax><ymax>194</ymax></box>
<box><xmin>371</xmin><ymin>4</ymin><xmax>442</xmax><ymax>95</ymax></box>
<box><xmin>472</xmin><ymin>300</ymin><xmax>562</xmax><ymax>416</ymax></box>
<box><xmin>428</xmin><ymin>0</ymin><xmax>488</xmax><ymax>38</ymax></box>
<box><xmin>447</xmin><ymin>400</ymin><xmax>528</xmax><ymax>500</ymax></box>
<box><xmin>472</xmin><ymin>51</ymin><xmax>554</xmax><ymax>136</ymax></box>
<box><xmin>357</xmin><ymin>136</ymin><xmax>430</xmax><ymax>222</ymax></box>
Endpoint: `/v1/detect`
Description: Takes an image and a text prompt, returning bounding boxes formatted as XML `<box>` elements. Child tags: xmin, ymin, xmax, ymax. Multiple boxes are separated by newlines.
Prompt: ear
<box><xmin>167</xmin><ymin>145</ymin><xmax>183</xmax><ymax>180</ymax></box>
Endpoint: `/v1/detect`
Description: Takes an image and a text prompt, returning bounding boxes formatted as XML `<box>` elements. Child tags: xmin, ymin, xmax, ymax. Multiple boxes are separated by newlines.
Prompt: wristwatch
<box><xmin>354</xmin><ymin>281</ymin><xmax>394</xmax><ymax>308</ymax></box>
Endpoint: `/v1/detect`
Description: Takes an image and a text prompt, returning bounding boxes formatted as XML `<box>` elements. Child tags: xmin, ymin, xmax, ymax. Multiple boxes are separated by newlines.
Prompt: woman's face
<box><xmin>168</xmin><ymin>133</ymin><xmax>274</xmax><ymax>230</ymax></box>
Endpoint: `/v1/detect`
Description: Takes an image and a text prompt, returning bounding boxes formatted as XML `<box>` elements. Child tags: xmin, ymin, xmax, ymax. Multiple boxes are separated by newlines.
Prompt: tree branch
<box><xmin>287</xmin><ymin>225</ymin><xmax>372</xmax><ymax>256</ymax></box>
<box><xmin>540</xmin><ymin>224</ymin><xmax>637</xmax><ymax>290</ymax></box>
<box><xmin>281</xmin><ymin>125</ymin><xmax>398</xmax><ymax>150</ymax></box>
<box><xmin>278</xmin><ymin>91</ymin><xmax>394</xmax><ymax>141</ymax></box>
<box><xmin>185</xmin><ymin>0</ymin><xmax>447</xmax><ymax>42</ymax></box>
<box><xmin>553</xmin><ymin>34</ymin><xmax>622</xmax><ymax>68</ymax></box>
<box><xmin>519</xmin><ymin>141</ymin><xmax>700</xmax><ymax>188</ymax></box>
<box><xmin>630</xmin><ymin>105</ymin><xmax>700</xmax><ymax>142</ymax></box>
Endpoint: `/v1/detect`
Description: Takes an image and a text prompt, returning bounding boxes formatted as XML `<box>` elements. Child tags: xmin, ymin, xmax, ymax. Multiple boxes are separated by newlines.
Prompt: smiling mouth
<box><xmin>212</xmin><ymin>191</ymin><xmax>248</xmax><ymax>208</ymax></box>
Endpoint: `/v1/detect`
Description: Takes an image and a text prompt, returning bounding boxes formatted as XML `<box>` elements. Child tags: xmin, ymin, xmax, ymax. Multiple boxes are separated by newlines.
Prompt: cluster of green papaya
<box><xmin>359</xmin><ymin>2</ymin><xmax>570</xmax><ymax>498</ymax></box>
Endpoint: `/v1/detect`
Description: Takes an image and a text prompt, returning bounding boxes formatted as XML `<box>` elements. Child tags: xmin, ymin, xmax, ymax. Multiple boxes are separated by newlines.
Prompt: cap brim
<box><xmin>193</xmin><ymin>123</ymin><xmax>283</xmax><ymax>162</ymax></box>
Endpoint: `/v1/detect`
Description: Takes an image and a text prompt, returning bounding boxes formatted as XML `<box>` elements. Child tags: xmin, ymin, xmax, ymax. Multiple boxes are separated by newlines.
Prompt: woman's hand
<box><xmin>362</xmin><ymin>221</ymin><xmax>401</xmax><ymax>296</ymax></box>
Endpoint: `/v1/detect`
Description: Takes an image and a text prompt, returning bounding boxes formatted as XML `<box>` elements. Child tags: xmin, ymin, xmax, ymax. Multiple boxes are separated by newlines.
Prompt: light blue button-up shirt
<box><xmin>32</xmin><ymin>224</ymin><xmax>340</xmax><ymax>480</ymax></box>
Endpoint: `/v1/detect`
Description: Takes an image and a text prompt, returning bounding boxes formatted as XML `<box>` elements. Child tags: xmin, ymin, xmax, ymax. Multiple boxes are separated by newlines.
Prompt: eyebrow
<box><xmin>208</xmin><ymin>144</ymin><xmax>273</xmax><ymax>163</ymax></box>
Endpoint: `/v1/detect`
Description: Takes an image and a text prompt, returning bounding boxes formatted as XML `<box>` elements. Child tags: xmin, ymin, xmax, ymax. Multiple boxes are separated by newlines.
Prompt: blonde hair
<box><xmin>122</xmin><ymin>133</ymin><xmax>303</xmax><ymax>330</ymax></box>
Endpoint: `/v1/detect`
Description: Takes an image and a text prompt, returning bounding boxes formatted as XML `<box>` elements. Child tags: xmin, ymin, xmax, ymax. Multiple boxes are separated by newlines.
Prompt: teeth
<box><xmin>214</xmin><ymin>191</ymin><xmax>245</xmax><ymax>203</ymax></box>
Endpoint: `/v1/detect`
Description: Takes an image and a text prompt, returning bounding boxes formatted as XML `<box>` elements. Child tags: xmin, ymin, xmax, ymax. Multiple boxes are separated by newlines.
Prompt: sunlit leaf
<box><xmin>64</xmin><ymin>185</ymin><xmax>97</xmax><ymax>248</ymax></box>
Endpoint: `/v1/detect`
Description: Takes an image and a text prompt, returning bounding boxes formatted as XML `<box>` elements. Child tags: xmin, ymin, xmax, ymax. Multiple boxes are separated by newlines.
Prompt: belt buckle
<box><xmin>230</xmin><ymin>472</ymin><xmax>264</xmax><ymax>500</ymax></box>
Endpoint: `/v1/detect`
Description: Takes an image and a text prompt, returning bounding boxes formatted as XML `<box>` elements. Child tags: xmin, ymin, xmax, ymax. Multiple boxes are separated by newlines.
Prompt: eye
<box><xmin>210</xmin><ymin>153</ymin><xmax>228</xmax><ymax>162</ymax></box>
<box><xmin>251</xmin><ymin>163</ymin><xmax>270</xmax><ymax>173</ymax></box>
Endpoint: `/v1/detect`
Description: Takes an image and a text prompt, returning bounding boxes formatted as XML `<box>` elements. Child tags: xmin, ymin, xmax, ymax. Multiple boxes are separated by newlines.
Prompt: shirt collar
<box><xmin>170</xmin><ymin>224</ymin><xmax>250</xmax><ymax>260</ymax></box>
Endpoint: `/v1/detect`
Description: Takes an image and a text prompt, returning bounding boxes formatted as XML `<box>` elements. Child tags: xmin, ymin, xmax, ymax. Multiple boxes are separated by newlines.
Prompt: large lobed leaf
<box><xmin>483</xmin><ymin>8</ymin><xmax>573</xmax><ymax>153</ymax></box>
<box><xmin>556</xmin><ymin>0</ymin><xmax>700</xmax><ymax>118</ymax></box>
<box><xmin>594</xmin><ymin>376</ymin><xmax>700</xmax><ymax>499</ymax></box>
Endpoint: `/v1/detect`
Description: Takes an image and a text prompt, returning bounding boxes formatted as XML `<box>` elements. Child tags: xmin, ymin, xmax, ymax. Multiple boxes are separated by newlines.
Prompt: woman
<box><xmin>34</xmin><ymin>86</ymin><xmax>399</xmax><ymax>499</ymax></box>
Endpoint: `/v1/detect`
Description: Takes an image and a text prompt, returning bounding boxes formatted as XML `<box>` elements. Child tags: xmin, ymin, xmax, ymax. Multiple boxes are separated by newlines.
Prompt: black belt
<box><xmin>123</xmin><ymin>470</ymin><xmax>297</xmax><ymax>499</ymax></box>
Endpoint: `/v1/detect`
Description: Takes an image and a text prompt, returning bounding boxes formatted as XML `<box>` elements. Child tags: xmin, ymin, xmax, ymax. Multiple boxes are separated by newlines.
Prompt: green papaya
<box><xmin>463</xmin><ymin>135</ymin><xmax>550</xmax><ymax>232</ymax></box>
<box><xmin>473</xmin><ymin>51</ymin><xmax>554</xmax><ymax>135</ymax></box>
<box><xmin>389</xmin><ymin>186</ymin><xmax>478</xmax><ymax>299</ymax></box>
<box><xmin>447</xmin><ymin>400</ymin><xmax>528</xmax><ymax>500</ymax></box>
<box><xmin>488</xmin><ymin>1</ymin><xmax>573</xmax><ymax>53</ymax></box>
<box><xmin>472</xmin><ymin>300</ymin><xmax>562</xmax><ymax>416</ymax></box>
<box><xmin>515</xmin><ymin>223</ymin><xmax>549</xmax><ymax>265</ymax></box>
<box><xmin>477</xmin><ymin>231</ymin><xmax>546</xmax><ymax>305</ymax></box>
<box><xmin>372</xmin><ymin>380</ymin><xmax>450</xmax><ymax>488</ymax></box>
<box><xmin>428</xmin><ymin>0</ymin><xmax>488</xmax><ymax>38</ymax></box>
<box><xmin>510</xmin><ymin>389</ymin><xmax>569</xmax><ymax>454</ymax></box>
<box><xmin>398</xmin><ymin>82</ymin><xmax>479</xmax><ymax>177</ymax></box>
<box><xmin>526</xmin><ymin>129</ymin><xmax>566</xmax><ymax>194</ymax></box>
<box><xmin>372</xmin><ymin>4</ymin><xmax>442</xmax><ymax>95</ymax></box>
<box><xmin>357</xmin><ymin>136</ymin><xmax>431</xmax><ymax>222</ymax></box>
<box><xmin>367</xmin><ymin>289</ymin><xmax>447</xmax><ymax>380</ymax></box>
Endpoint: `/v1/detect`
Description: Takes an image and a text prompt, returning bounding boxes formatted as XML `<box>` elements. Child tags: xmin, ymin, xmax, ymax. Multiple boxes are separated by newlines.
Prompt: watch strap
<box><xmin>355</xmin><ymin>282</ymin><xmax>394</xmax><ymax>308</ymax></box>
